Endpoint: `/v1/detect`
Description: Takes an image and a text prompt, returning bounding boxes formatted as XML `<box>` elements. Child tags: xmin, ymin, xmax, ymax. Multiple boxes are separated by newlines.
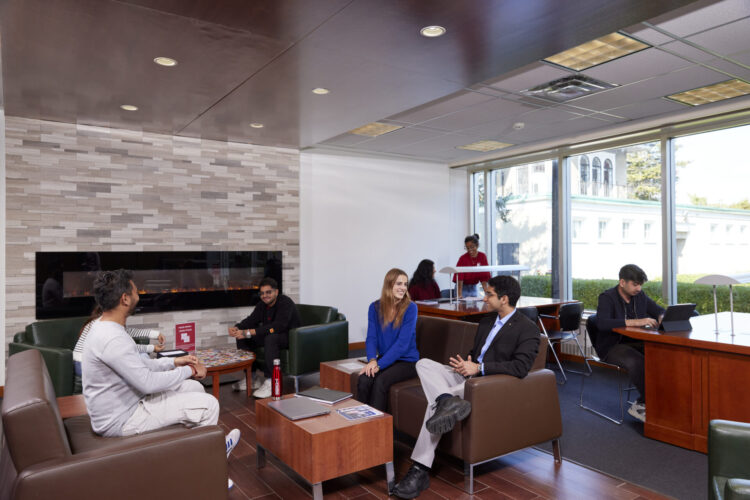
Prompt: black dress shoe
<box><xmin>425</xmin><ymin>395</ymin><xmax>471</xmax><ymax>435</ymax></box>
<box><xmin>392</xmin><ymin>464</ymin><xmax>430</xmax><ymax>499</ymax></box>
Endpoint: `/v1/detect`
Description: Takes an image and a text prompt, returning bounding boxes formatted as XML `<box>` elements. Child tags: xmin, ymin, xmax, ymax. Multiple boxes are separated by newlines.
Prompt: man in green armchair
<box><xmin>228</xmin><ymin>277</ymin><xmax>301</xmax><ymax>398</ymax></box>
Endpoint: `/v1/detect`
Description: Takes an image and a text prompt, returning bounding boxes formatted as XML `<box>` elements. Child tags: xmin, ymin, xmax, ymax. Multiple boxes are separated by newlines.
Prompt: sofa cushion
<box><xmin>297</xmin><ymin>304</ymin><xmax>337</xmax><ymax>326</ymax></box>
<box><xmin>64</xmin><ymin>415</ymin><xmax>188</xmax><ymax>454</ymax></box>
<box><xmin>416</xmin><ymin>316</ymin><xmax>477</xmax><ymax>363</ymax></box>
<box><xmin>1</xmin><ymin>351</ymin><xmax>71</xmax><ymax>471</ymax></box>
<box><xmin>28</xmin><ymin>316</ymin><xmax>89</xmax><ymax>349</ymax></box>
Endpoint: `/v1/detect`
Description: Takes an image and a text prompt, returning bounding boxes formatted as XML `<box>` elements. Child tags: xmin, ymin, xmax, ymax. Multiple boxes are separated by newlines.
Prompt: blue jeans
<box><xmin>462</xmin><ymin>284</ymin><xmax>478</xmax><ymax>297</ymax></box>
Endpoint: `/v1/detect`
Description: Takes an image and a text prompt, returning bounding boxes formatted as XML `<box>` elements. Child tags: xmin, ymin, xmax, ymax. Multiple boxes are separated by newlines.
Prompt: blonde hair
<box><xmin>379</xmin><ymin>268</ymin><xmax>411</xmax><ymax>328</ymax></box>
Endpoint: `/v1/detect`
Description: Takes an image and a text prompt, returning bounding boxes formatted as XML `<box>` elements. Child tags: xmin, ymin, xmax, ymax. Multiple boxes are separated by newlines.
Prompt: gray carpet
<box><xmin>535</xmin><ymin>362</ymin><xmax>708</xmax><ymax>500</ymax></box>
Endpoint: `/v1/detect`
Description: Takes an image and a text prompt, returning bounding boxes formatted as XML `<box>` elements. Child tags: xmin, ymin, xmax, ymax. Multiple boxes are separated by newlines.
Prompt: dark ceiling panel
<box><xmin>0</xmin><ymin>0</ymin><xmax>291</xmax><ymax>133</ymax></box>
<box><xmin>115</xmin><ymin>0</ymin><xmax>352</xmax><ymax>42</ymax></box>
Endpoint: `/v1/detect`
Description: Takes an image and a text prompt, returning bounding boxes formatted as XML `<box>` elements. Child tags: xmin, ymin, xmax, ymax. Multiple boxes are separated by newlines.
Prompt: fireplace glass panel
<box><xmin>36</xmin><ymin>251</ymin><xmax>282</xmax><ymax>319</ymax></box>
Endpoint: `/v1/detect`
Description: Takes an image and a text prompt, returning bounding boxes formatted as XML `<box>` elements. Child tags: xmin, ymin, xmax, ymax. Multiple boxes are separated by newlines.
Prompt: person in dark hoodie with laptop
<box><xmin>594</xmin><ymin>264</ymin><xmax>664</xmax><ymax>422</ymax></box>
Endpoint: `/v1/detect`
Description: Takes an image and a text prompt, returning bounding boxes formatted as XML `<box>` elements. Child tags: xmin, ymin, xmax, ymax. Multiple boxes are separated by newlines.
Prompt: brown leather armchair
<box><xmin>1</xmin><ymin>350</ymin><xmax>228</xmax><ymax>500</ymax></box>
<box><xmin>347</xmin><ymin>315</ymin><xmax>562</xmax><ymax>493</ymax></box>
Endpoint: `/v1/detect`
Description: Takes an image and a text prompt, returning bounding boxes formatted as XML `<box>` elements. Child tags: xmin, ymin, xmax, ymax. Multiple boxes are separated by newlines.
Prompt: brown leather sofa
<box><xmin>0</xmin><ymin>350</ymin><xmax>228</xmax><ymax>500</ymax></box>
<box><xmin>349</xmin><ymin>315</ymin><xmax>562</xmax><ymax>493</ymax></box>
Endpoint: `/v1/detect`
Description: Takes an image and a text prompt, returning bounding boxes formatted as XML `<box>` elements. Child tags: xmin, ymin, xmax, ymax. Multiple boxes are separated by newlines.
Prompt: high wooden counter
<box><xmin>616</xmin><ymin>312</ymin><xmax>750</xmax><ymax>452</ymax></box>
<box><xmin>417</xmin><ymin>295</ymin><xmax>576</xmax><ymax>330</ymax></box>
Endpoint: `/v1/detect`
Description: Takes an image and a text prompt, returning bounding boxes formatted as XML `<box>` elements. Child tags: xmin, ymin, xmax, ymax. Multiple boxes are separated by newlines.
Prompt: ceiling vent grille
<box><xmin>522</xmin><ymin>74</ymin><xmax>617</xmax><ymax>103</ymax></box>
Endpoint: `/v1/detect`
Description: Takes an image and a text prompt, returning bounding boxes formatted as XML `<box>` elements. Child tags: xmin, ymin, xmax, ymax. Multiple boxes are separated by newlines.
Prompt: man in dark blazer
<box><xmin>392</xmin><ymin>275</ymin><xmax>540</xmax><ymax>499</ymax></box>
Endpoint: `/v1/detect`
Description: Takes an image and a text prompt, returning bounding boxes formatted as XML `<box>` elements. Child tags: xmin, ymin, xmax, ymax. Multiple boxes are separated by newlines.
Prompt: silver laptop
<box><xmin>268</xmin><ymin>397</ymin><xmax>330</xmax><ymax>420</ymax></box>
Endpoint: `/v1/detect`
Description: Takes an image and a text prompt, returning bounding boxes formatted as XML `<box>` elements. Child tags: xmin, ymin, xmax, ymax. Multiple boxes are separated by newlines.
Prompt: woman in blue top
<box><xmin>358</xmin><ymin>268</ymin><xmax>420</xmax><ymax>412</ymax></box>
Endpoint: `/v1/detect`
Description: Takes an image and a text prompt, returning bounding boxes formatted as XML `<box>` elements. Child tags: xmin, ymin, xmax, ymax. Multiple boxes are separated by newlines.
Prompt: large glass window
<box><xmin>489</xmin><ymin>160</ymin><xmax>554</xmax><ymax>297</ymax></box>
<box><xmin>570</xmin><ymin>142</ymin><xmax>664</xmax><ymax>308</ymax></box>
<box><xmin>674</xmin><ymin>124</ymin><xmax>750</xmax><ymax>312</ymax></box>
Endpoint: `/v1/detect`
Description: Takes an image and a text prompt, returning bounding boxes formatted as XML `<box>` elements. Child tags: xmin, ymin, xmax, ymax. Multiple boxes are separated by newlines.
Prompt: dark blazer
<box><xmin>468</xmin><ymin>309</ymin><xmax>540</xmax><ymax>378</ymax></box>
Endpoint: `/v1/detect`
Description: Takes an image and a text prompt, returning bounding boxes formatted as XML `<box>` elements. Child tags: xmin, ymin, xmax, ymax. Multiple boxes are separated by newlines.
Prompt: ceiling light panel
<box><xmin>349</xmin><ymin>122</ymin><xmax>403</xmax><ymax>137</ymax></box>
<box><xmin>666</xmin><ymin>79</ymin><xmax>750</xmax><ymax>106</ymax></box>
<box><xmin>457</xmin><ymin>140</ymin><xmax>513</xmax><ymax>152</ymax></box>
<box><xmin>544</xmin><ymin>32</ymin><xmax>650</xmax><ymax>71</ymax></box>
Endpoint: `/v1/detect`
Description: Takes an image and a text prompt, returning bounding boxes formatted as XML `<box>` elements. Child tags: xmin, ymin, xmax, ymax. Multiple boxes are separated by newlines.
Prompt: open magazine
<box><xmin>337</xmin><ymin>404</ymin><xmax>383</xmax><ymax>421</ymax></box>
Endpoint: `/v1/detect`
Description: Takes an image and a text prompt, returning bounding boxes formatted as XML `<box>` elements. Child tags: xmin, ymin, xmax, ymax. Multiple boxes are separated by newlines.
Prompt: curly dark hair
<box><xmin>93</xmin><ymin>269</ymin><xmax>134</xmax><ymax>312</ymax></box>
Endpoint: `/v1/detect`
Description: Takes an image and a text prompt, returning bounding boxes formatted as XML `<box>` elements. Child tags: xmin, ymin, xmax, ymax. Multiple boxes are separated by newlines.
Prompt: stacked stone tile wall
<box><xmin>5</xmin><ymin>117</ymin><xmax>299</xmax><ymax>350</ymax></box>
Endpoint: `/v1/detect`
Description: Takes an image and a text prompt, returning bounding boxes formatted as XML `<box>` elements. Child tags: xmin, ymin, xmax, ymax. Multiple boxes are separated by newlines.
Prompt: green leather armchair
<box><xmin>9</xmin><ymin>316</ymin><xmax>150</xmax><ymax>397</ymax></box>
<box><xmin>254</xmin><ymin>304</ymin><xmax>349</xmax><ymax>392</ymax></box>
<box><xmin>710</xmin><ymin>419</ymin><xmax>750</xmax><ymax>500</ymax></box>
<box><xmin>9</xmin><ymin>316</ymin><xmax>90</xmax><ymax>397</ymax></box>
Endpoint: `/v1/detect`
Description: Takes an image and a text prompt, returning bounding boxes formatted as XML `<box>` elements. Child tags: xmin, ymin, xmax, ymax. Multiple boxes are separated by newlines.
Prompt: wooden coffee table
<box><xmin>256</xmin><ymin>396</ymin><xmax>394</xmax><ymax>499</ymax></box>
<box><xmin>195</xmin><ymin>348</ymin><xmax>255</xmax><ymax>399</ymax></box>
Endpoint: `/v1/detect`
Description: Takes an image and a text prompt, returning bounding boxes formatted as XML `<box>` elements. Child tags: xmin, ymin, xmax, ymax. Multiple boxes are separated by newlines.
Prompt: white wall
<box><xmin>300</xmin><ymin>151</ymin><xmax>468</xmax><ymax>343</ymax></box>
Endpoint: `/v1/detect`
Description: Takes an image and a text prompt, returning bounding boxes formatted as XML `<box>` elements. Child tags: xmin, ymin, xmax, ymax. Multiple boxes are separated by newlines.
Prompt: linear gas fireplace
<box><xmin>36</xmin><ymin>251</ymin><xmax>282</xmax><ymax>319</ymax></box>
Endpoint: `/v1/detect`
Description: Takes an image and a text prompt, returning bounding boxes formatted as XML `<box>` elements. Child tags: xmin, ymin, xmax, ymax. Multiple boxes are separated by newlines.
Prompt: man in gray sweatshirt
<box><xmin>82</xmin><ymin>270</ymin><xmax>240</xmax><ymax>463</ymax></box>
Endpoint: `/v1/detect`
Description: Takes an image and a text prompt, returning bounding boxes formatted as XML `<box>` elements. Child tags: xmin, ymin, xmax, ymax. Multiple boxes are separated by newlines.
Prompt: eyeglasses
<box><xmin>259</xmin><ymin>290</ymin><xmax>275</xmax><ymax>296</ymax></box>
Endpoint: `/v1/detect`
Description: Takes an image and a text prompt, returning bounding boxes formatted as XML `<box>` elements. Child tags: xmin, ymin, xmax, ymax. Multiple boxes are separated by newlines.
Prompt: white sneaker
<box><xmin>226</xmin><ymin>428</ymin><xmax>240</xmax><ymax>457</ymax></box>
<box><xmin>627</xmin><ymin>402</ymin><xmax>646</xmax><ymax>422</ymax></box>
<box><xmin>252</xmin><ymin>371</ymin><xmax>265</xmax><ymax>390</ymax></box>
<box><xmin>228</xmin><ymin>478</ymin><xmax>234</xmax><ymax>490</ymax></box>
<box><xmin>253</xmin><ymin>378</ymin><xmax>272</xmax><ymax>398</ymax></box>
<box><xmin>232</xmin><ymin>379</ymin><xmax>247</xmax><ymax>392</ymax></box>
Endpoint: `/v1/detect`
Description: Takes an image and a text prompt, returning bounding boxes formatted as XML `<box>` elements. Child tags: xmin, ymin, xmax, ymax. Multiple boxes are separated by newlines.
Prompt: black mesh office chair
<box><xmin>540</xmin><ymin>302</ymin><xmax>591</xmax><ymax>382</ymax></box>
<box><xmin>579</xmin><ymin>314</ymin><xmax>635</xmax><ymax>424</ymax></box>
<box><xmin>517</xmin><ymin>306</ymin><xmax>566</xmax><ymax>385</ymax></box>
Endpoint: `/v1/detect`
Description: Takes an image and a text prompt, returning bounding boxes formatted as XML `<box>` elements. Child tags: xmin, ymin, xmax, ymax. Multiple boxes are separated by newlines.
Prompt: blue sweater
<box><xmin>365</xmin><ymin>301</ymin><xmax>419</xmax><ymax>369</ymax></box>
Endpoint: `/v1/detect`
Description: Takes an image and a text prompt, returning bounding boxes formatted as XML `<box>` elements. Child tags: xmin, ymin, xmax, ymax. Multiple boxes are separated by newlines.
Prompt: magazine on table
<box><xmin>337</xmin><ymin>404</ymin><xmax>383</xmax><ymax>421</ymax></box>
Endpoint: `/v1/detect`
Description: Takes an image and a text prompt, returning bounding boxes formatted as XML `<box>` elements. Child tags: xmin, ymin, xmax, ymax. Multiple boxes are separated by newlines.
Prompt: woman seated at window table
<box><xmin>358</xmin><ymin>268</ymin><xmax>420</xmax><ymax>412</ymax></box>
<box><xmin>453</xmin><ymin>233</ymin><xmax>490</xmax><ymax>298</ymax></box>
<box><xmin>408</xmin><ymin>259</ymin><xmax>441</xmax><ymax>301</ymax></box>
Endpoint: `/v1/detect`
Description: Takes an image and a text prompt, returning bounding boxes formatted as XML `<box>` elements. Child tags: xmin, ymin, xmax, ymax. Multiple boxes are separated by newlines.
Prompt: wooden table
<box><xmin>57</xmin><ymin>394</ymin><xmax>87</xmax><ymax>418</ymax></box>
<box><xmin>417</xmin><ymin>295</ymin><xmax>576</xmax><ymax>330</ymax></box>
<box><xmin>195</xmin><ymin>348</ymin><xmax>255</xmax><ymax>399</ymax></box>
<box><xmin>320</xmin><ymin>359</ymin><xmax>364</xmax><ymax>393</ymax></box>
<box><xmin>256</xmin><ymin>396</ymin><xmax>394</xmax><ymax>499</ymax></box>
<box><xmin>616</xmin><ymin>312</ymin><xmax>750</xmax><ymax>452</ymax></box>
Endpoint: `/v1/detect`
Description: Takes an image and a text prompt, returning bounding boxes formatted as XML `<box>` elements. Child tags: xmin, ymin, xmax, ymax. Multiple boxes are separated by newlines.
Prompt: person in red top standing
<box><xmin>408</xmin><ymin>259</ymin><xmax>441</xmax><ymax>301</ymax></box>
<box><xmin>453</xmin><ymin>234</ymin><xmax>490</xmax><ymax>297</ymax></box>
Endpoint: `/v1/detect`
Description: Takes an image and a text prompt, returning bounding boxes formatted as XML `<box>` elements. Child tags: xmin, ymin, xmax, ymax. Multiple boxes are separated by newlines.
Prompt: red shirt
<box><xmin>408</xmin><ymin>281</ymin><xmax>441</xmax><ymax>301</ymax></box>
<box><xmin>453</xmin><ymin>251</ymin><xmax>490</xmax><ymax>284</ymax></box>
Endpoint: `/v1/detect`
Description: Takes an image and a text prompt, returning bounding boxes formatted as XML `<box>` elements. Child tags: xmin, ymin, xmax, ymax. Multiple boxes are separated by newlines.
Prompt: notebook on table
<box><xmin>268</xmin><ymin>397</ymin><xmax>331</xmax><ymax>421</ymax></box>
<box><xmin>296</xmin><ymin>386</ymin><xmax>352</xmax><ymax>405</ymax></box>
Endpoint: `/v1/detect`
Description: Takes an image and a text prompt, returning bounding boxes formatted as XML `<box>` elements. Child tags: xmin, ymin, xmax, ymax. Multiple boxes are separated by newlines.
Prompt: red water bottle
<box><xmin>272</xmin><ymin>359</ymin><xmax>282</xmax><ymax>400</ymax></box>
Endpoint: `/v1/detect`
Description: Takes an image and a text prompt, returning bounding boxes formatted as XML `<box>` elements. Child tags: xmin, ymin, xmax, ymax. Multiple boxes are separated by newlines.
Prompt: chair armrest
<box><xmin>710</xmin><ymin>420</ymin><xmax>750</xmax><ymax>488</ymax></box>
<box><xmin>12</xmin><ymin>426</ymin><xmax>226</xmax><ymax>500</ymax></box>
<box><xmin>8</xmin><ymin>343</ymin><xmax>74</xmax><ymax>397</ymax></box>
<box><xmin>462</xmin><ymin>369</ymin><xmax>561</xmax><ymax>464</ymax></box>
<box><xmin>727</xmin><ymin>479</ymin><xmax>750</xmax><ymax>500</ymax></box>
<box><xmin>287</xmin><ymin>320</ymin><xmax>349</xmax><ymax>375</ymax></box>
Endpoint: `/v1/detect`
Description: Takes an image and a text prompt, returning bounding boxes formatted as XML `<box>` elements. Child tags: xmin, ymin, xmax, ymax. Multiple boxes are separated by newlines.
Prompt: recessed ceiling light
<box><xmin>420</xmin><ymin>25</ymin><xmax>446</xmax><ymax>37</ymax></box>
<box><xmin>349</xmin><ymin>122</ymin><xmax>403</xmax><ymax>137</ymax></box>
<box><xmin>153</xmin><ymin>56</ymin><xmax>178</xmax><ymax>67</ymax></box>
<box><xmin>312</xmin><ymin>87</ymin><xmax>330</xmax><ymax>95</ymax></box>
<box><xmin>120</xmin><ymin>104</ymin><xmax>138</xmax><ymax>111</ymax></box>
<box><xmin>666</xmin><ymin>79</ymin><xmax>750</xmax><ymax>106</ymax></box>
<box><xmin>457</xmin><ymin>140</ymin><xmax>513</xmax><ymax>152</ymax></box>
<box><xmin>249</xmin><ymin>123</ymin><xmax>264</xmax><ymax>128</ymax></box>
<box><xmin>544</xmin><ymin>32</ymin><xmax>649</xmax><ymax>71</ymax></box>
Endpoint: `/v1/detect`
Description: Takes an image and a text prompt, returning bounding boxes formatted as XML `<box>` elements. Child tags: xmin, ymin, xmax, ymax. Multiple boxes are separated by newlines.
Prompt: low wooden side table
<box><xmin>195</xmin><ymin>348</ymin><xmax>255</xmax><ymax>399</ymax></box>
<box><xmin>319</xmin><ymin>359</ymin><xmax>364</xmax><ymax>393</ymax></box>
<box><xmin>256</xmin><ymin>396</ymin><xmax>394</xmax><ymax>499</ymax></box>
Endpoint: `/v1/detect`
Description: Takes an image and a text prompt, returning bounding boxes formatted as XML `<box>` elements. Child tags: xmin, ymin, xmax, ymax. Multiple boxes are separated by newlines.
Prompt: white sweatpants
<box><xmin>410</xmin><ymin>358</ymin><xmax>467</xmax><ymax>468</ymax></box>
<box><xmin>121</xmin><ymin>379</ymin><xmax>219</xmax><ymax>436</ymax></box>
